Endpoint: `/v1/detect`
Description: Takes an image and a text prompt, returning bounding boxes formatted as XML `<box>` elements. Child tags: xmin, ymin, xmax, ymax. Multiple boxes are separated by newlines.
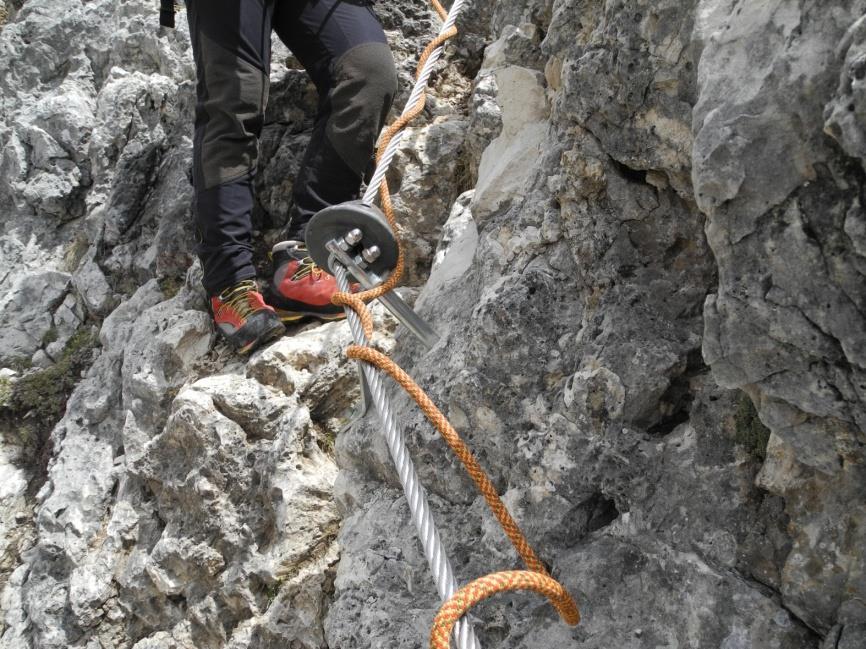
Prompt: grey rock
<box><xmin>838</xmin><ymin>624</ymin><xmax>866</xmax><ymax>649</ymax></box>
<box><xmin>465</xmin><ymin>72</ymin><xmax>503</xmax><ymax>184</ymax></box>
<box><xmin>390</xmin><ymin>117</ymin><xmax>469</xmax><ymax>285</ymax></box>
<box><xmin>551</xmin><ymin>0</ymin><xmax>697</xmax><ymax>197</ymax></box>
<box><xmin>120</xmin><ymin>306</ymin><xmax>214</xmax><ymax>429</ymax></box>
<box><xmin>72</xmin><ymin>255</ymin><xmax>117</xmax><ymax>317</ymax></box>
<box><xmin>417</xmin><ymin>189</ymin><xmax>478</xmax><ymax>305</ymax></box>
<box><xmin>695</xmin><ymin>0</ymin><xmax>866</xmax><ymax>631</ymax></box>
<box><xmin>124</xmin><ymin>380</ymin><xmax>337</xmax><ymax>640</ymax></box>
<box><xmin>0</xmin><ymin>442</ymin><xmax>33</xmax><ymax>598</ymax></box>
<box><xmin>471</xmin><ymin>58</ymin><xmax>549</xmax><ymax>221</ymax></box>
<box><xmin>0</xmin><ymin>270</ymin><xmax>70</xmax><ymax>365</ymax></box>
<box><xmin>45</xmin><ymin>292</ymin><xmax>85</xmax><ymax>361</ymax></box>
<box><xmin>327</xmin><ymin>1</ymin><xmax>855</xmax><ymax>647</ymax></box>
<box><xmin>822</xmin><ymin>623</ymin><xmax>866</xmax><ymax>649</ymax></box>
<box><xmin>1</xmin><ymin>0</ymin><xmax>864</xmax><ymax>648</ymax></box>
<box><xmin>824</xmin><ymin>16</ymin><xmax>866</xmax><ymax>167</ymax></box>
<box><xmin>28</xmin><ymin>349</ymin><xmax>53</xmax><ymax>368</ymax></box>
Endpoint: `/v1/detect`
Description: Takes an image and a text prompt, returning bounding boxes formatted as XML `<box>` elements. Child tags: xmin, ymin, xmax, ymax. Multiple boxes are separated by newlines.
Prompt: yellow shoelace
<box><xmin>289</xmin><ymin>250</ymin><xmax>323</xmax><ymax>281</ymax></box>
<box><xmin>217</xmin><ymin>279</ymin><xmax>258</xmax><ymax>319</ymax></box>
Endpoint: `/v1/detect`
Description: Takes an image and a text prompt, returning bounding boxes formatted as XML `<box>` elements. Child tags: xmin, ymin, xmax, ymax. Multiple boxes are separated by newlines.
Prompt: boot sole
<box><xmin>275</xmin><ymin>308</ymin><xmax>347</xmax><ymax>323</ymax></box>
<box><xmin>237</xmin><ymin>322</ymin><xmax>286</xmax><ymax>355</ymax></box>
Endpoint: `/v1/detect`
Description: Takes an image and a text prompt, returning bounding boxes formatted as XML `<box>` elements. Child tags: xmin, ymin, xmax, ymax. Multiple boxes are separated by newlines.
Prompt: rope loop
<box><xmin>430</xmin><ymin>571</ymin><xmax>581</xmax><ymax>649</ymax></box>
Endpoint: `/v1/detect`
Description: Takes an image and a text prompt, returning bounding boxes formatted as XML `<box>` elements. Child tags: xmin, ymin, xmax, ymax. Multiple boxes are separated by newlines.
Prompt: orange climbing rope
<box><xmin>331</xmin><ymin>2</ymin><xmax>582</xmax><ymax>647</ymax></box>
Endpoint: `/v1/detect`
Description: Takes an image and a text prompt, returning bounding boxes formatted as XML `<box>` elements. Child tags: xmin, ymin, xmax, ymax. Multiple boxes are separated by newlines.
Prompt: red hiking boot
<box><xmin>266</xmin><ymin>241</ymin><xmax>349</xmax><ymax>322</ymax></box>
<box><xmin>211</xmin><ymin>279</ymin><xmax>285</xmax><ymax>354</ymax></box>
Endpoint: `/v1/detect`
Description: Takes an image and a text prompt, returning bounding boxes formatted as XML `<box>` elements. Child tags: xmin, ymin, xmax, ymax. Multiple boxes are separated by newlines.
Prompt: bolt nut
<box><xmin>345</xmin><ymin>228</ymin><xmax>363</xmax><ymax>246</ymax></box>
<box><xmin>362</xmin><ymin>245</ymin><xmax>381</xmax><ymax>263</ymax></box>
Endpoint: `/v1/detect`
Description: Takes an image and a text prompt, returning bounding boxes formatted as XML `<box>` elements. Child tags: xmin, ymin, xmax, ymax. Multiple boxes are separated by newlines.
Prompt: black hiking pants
<box><xmin>185</xmin><ymin>0</ymin><xmax>397</xmax><ymax>295</ymax></box>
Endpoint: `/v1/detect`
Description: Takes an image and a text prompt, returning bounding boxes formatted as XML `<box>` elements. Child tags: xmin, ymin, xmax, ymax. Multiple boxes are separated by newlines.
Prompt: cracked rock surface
<box><xmin>1</xmin><ymin>0</ymin><xmax>864</xmax><ymax>648</ymax></box>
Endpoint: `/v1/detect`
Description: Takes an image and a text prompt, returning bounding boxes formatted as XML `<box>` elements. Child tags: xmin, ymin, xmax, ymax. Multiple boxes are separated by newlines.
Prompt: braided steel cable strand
<box><xmin>345</xmin><ymin>348</ymin><xmax>547</xmax><ymax>573</ymax></box>
<box><xmin>345</xmin><ymin>346</ymin><xmax>581</xmax><ymax>625</ymax></box>
<box><xmin>334</xmin><ymin>264</ymin><xmax>481</xmax><ymax>649</ymax></box>
<box><xmin>362</xmin><ymin>0</ymin><xmax>465</xmax><ymax>205</ymax></box>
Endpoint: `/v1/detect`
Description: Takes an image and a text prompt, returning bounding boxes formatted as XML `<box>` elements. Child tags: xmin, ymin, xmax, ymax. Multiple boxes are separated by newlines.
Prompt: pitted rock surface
<box><xmin>0</xmin><ymin>0</ymin><xmax>864</xmax><ymax>648</ymax></box>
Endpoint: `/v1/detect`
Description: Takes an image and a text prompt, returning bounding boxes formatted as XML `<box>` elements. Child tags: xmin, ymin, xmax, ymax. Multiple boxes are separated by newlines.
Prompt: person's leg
<box><xmin>186</xmin><ymin>0</ymin><xmax>274</xmax><ymax>296</ymax></box>
<box><xmin>273</xmin><ymin>0</ymin><xmax>398</xmax><ymax>242</ymax></box>
<box><xmin>186</xmin><ymin>0</ymin><xmax>284</xmax><ymax>352</ymax></box>
<box><xmin>264</xmin><ymin>0</ymin><xmax>397</xmax><ymax>322</ymax></box>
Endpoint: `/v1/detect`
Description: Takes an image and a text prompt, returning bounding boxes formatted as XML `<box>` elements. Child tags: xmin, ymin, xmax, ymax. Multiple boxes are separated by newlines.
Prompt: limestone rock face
<box><xmin>0</xmin><ymin>0</ymin><xmax>864</xmax><ymax>649</ymax></box>
<box><xmin>695</xmin><ymin>0</ymin><xmax>866</xmax><ymax>634</ymax></box>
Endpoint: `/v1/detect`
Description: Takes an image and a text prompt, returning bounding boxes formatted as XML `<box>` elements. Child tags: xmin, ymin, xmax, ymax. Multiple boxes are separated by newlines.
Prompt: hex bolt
<box><xmin>362</xmin><ymin>246</ymin><xmax>381</xmax><ymax>264</ymax></box>
<box><xmin>345</xmin><ymin>228</ymin><xmax>363</xmax><ymax>246</ymax></box>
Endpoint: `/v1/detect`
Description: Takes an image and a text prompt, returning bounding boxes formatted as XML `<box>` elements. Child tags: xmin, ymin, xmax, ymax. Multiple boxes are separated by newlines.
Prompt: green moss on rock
<box><xmin>733</xmin><ymin>392</ymin><xmax>771</xmax><ymax>462</ymax></box>
<box><xmin>158</xmin><ymin>275</ymin><xmax>183</xmax><ymax>299</ymax></box>
<box><xmin>0</xmin><ymin>327</ymin><xmax>100</xmax><ymax>468</ymax></box>
<box><xmin>41</xmin><ymin>326</ymin><xmax>59</xmax><ymax>346</ymax></box>
<box><xmin>61</xmin><ymin>233</ymin><xmax>90</xmax><ymax>272</ymax></box>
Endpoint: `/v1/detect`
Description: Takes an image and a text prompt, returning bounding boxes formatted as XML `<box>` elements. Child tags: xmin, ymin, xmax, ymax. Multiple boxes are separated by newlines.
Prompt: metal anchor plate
<box><xmin>306</xmin><ymin>200</ymin><xmax>440</xmax><ymax>425</ymax></box>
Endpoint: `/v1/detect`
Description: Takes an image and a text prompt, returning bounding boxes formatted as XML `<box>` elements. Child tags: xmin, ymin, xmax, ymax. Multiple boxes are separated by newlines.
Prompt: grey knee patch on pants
<box><xmin>198</xmin><ymin>30</ymin><xmax>269</xmax><ymax>189</ymax></box>
<box><xmin>325</xmin><ymin>41</ymin><xmax>398</xmax><ymax>175</ymax></box>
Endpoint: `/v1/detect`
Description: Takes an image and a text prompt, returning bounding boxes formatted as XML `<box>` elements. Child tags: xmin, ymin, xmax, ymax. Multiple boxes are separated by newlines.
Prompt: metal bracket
<box><xmin>341</xmin><ymin>363</ymin><xmax>374</xmax><ymax>432</ymax></box>
<box><xmin>326</xmin><ymin>242</ymin><xmax>440</xmax><ymax>350</ymax></box>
